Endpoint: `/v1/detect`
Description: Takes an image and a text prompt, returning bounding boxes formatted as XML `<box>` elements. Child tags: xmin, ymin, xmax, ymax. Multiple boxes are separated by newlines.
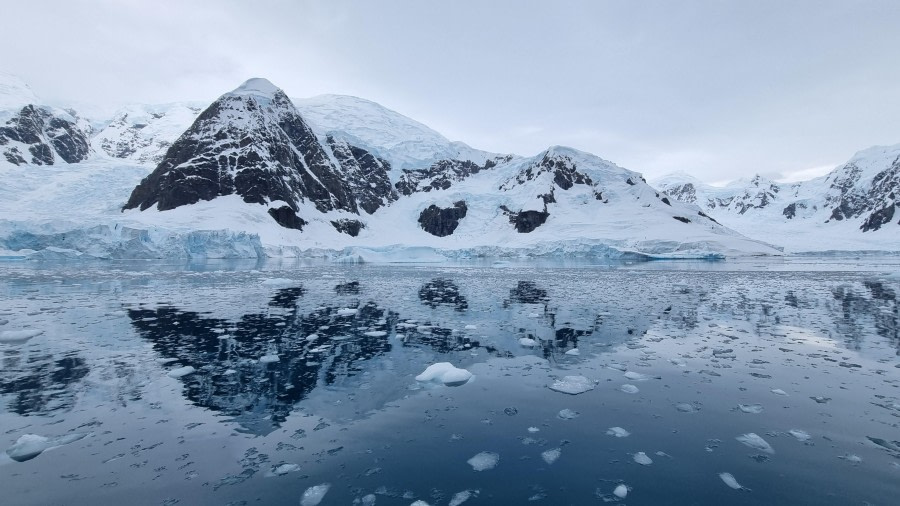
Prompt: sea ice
<box><xmin>527</xmin><ymin>427</ymin><xmax>540</xmax><ymax>433</ymax></box>
<box><xmin>6</xmin><ymin>432</ymin><xmax>89</xmax><ymax>462</ymax></box>
<box><xmin>548</xmin><ymin>375</ymin><xmax>594</xmax><ymax>395</ymax></box>
<box><xmin>565</xmin><ymin>348</ymin><xmax>580</xmax><ymax>356</ymax></box>
<box><xmin>167</xmin><ymin>366</ymin><xmax>196</xmax><ymax>378</ymax></box>
<box><xmin>613</xmin><ymin>484</ymin><xmax>629</xmax><ymax>498</ymax></box>
<box><xmin>607</xmin><ymin>427</ymin><xmax>631</xmax><ymax>438</ymax></box>
<box><xmin>337</xmin><ymin>308</ymin><xmax>358</xmax><ymax>316</ymax></box>
<box><xmin>467</xmin><ymin>451</ymin><xmax>499</xmax><ymax>471</ymax></box>
<box><xmin>266</xmin><ymin>463</ymin><xmax>300</xmax><ymax>476</ymax></box>
<box><xmin>736</xmin><ymin>433</ymin><xmax>774</xmax><ymax>454</ymax></box>
<box><xmin>259</xmin><ymin>354</ymin><xmax>280</xmax><ymax>363</ymax></box>
<box><xmin>519</xmin><ymin>337</ymin><xmax>537</xmax><ymax>347</ymax></box>
<box><xmin>633</xmin><ymin>452</ymin><xmax>653</xmax><ymax>465</ymax></box>
<box><xmin>738</xmin><ymin>404</ymin><xmax>764</xmax><ymax>413</ymax></box>
<box><xmin>260</xmin><ymin>278</ymin><xmax>296</xmax><ymax>286</ymax></box>
<box><xmin>541</xmin><ymin>448</ymin><xmax>561</xmax><ymax>465</ymax></box>
<box><xmin>363</xmin><ymin>331</ymin><xmax>387</xmax><ymax>337</ymax></box>
<box><xmin>838</xmin><ymin>454</ymin><xmax>862</xmax><ymax>464</ymax></box>
<box><xmin>558</xmin><ymin>408</ymin><xmax>579</xmax><ymax>419</ymax></box>
<box><xmin>464</xmin><ymin>325</ymin><xmax>478</xmax><ymax>330</ymax></box>
<box><xmin>415</xmin><ymin>362</ymin><xmax>473</xmax><ymax>386</ymax></box>
<box><xmin>410</xmin><ymin>501</ymin><xmax>430</xmax><ymax>506</ymax></box>
<box><xmin>788</xmin><ymin>429</ymin><xmax>811</xmax><ymax>442</ymax></box>
<box><xmin>449</xmin><ymin>490</ymin><xmax>478</xmax><ymax>506</ymax></box>
<box><xmin>624</xmin><ymin>371</ymin><xmax>656</xmax><ymax>381</ymax></box>
<box><xmin>620</xmin><ymin>384</ymin><xmax>639</xmax><ymax>394</ymax></box>
<box><xmin>771</xmin><ymin>388</ymin><xmax>788</xmax><ymax>396</ymax></box>
<box><xmin>0</xmin><ymin>329</ymin><xmax>44</xmax><ymax>343</ymax></box>
<box><xmin>300</xmin><ymin>483</ymin><xmax>331</xmax><ymax>506</ymax></box>
<box><xmin>719</xmin><ymin>472</ymin><xmax>744</xmax><ymax>490</ymax></box>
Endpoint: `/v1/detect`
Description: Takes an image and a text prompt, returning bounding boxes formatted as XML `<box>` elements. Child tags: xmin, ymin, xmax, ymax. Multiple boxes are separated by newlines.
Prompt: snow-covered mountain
<box><xmin>4</xmin><ymin>72</ymin><xmax>882</xmax><ymax>260</ymax></box>
<box><xmin>0</xmin><ymin>72</ymin><xmax>92</xmax><ymax>167</ymax></box>
<box><xmin>655</xmin><ymin>145</ymin><xmax>900</xmax><ymax>252</ymax></box>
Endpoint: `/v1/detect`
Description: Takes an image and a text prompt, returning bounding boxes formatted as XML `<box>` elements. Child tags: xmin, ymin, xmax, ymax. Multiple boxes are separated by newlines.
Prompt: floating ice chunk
<box><xmin>0</xmin><ymin>329</ymin><xmax>44</xmax><ymax>343</ymax></box>
<box><xmin>624</xmin><ymin>371</ymin><xmax>656</xmax><ymax>381</ymax></box>
<box><xmin>565</xmin><ymin>348</ymin><xmax>580</xmax><ymax>356</ymax></box>
<box><xmin>527</xmin><ymin>427</ymin><xmax>540</xmax><ymax>433</ymax></box>
<box><xmin>306</xmin><ymin>333</ymin><xmax>318</xmax><ymax>341</ymax></box>
<box><xmin>167</xmin><ymin>366</ymin><xmax>195</xmax><ymax>378</ymax></box>
<box><xmin>738</xmin><ymin>404</ymin><xmax>764</xmax><ymax>414</ymax></box>
<box><xmin>675</xmin><ymin>402</ymin><xmax>697</xmax><ymax>413</ymax></box>
<box><xmin>467</xmin><ymin>451</ymin><xmax>499</xmax><ymax>471</ymax></box>
<box><xmin>361</xmin><ymin>494</ymin><xmax>376</xmax><ymax>505</ymax></box>
<box><xmin>6</xmin><ymin>432</ymin><xmax>89</xmax><ymax>462</ymax></box>
<box><xmin>549</xmin><ymin>375</ymin><xmax>594</xmax><ymax>395</ymax></box>
<box><xmin>415</xmin><ymin>362</ymin><xmax>473</xmax><ymax>386</ymax></box>
<box><xmin>771</xmin><ymin>388</ymin><xmax>788</xmax><ymax>396</ymax></box>
<box><xmin>410</xmin><ymin>501</ymin><xmax>430</xmax><ymax>506</ymax></box>
<box><xmin>620</xmin><ymin>384</ymin><xmax>639</xmax><ymax>394</ymax></box>
<box><xmin>259</xmin><ymin>354</ymin><xmax>280</xmax><ymax>363</ymax></box>
<box><xmin>736</xmin><ymin>433</ymin><xmax>774</xmax><ymax>454</ymax></box>
<box><xmin>607</xmin><ymin>427</ymin><xmax>631</xmax><ymax>438</ymax></box>
<box><xmin>528</xmin><ymin>313</ymin><xmax>540</xmax><ymax>318</ymax></box>
<box><xmin>300</xmin><ymin>483</ymin><xmax>331</xmax><ymax>505</ymax></box>
<box><xmin>613</xmin><ymin>484</ymin><xmax>629</xmax><ymax>498</ymax></box>
<box><xmin>464</xmin><ymin>325</ymin><xmax>478</xmax><ymax>330</ymax></box>
<box><xmin>633</xmin><ymin>452</ymin><xmax>653</xmax><ymax>465</ymax></box>
<box><xmin>337</xmin><ymin>308</ymin><xmax>358</xmax><ymax>316</ymax></box>
<box><xmin>838</xmin><ymin>454</ymin><xmax>862</xmax><ymax>464</ymax></box>
<box><xmin>519</xmin><ymin>337</ymin><xmax>537</xmax><ymax>347</ymax></box>
<box><xmin>224</xmin><ymin>369</ymin><xmax>237</xmax><ymax>375</ymax></box>
<box><xmin>363</xmin><ymin>330</ymin><xmax>387</xmax><ymax>337</ymax></box>
<box><xmin>266</xmin><ymin>463</ymin><xmax>300</xmax><ymax>476</ymax></box>
<box><xmin>449</xmin><ymin>490</ymin><xmax>478</xmax><ymax>506</ymax></box>
<box><xmin>557</xmin><ymin>408</ymin><xmax>580</xmax><ymax>420</ymax></box>
<box><xmin>719</xmin><ymin>472</ymin><xmax>744</xmax><ymax>490</ymax></box>
<box><xmin>789</xmin><ymin>429</ymin><xmax>811</xmax><ymax>442</ymax></box>
<box><xmin>541</xmin><ymin>448</ymin><xmax>561</xmax><ymax>465</ymax></box>
<box><xmin>260</xmin><ymin>278</ymin><xmax>296</xmax><ymax>286</ymax></box>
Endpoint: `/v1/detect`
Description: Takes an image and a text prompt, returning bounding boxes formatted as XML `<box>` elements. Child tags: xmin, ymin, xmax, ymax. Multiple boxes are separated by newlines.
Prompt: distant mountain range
<box><xmin>0</xmin><ymin>72</ymin><xmax>895</xmax><ymax>259</ymax></box>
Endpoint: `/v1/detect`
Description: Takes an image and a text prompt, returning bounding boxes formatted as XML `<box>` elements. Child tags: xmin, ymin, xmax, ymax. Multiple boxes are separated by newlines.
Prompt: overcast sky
<box><xmin>4</xmin><ymin>0</ymin><xmax>899</xmax><ymax>184</ymax></box>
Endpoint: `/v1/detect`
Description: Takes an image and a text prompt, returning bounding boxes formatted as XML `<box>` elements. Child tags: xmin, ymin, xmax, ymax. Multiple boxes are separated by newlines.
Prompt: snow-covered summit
<box><xmin>0</xmin><ymin>71</ymin><xmax>40</xmax><ymax>116</ymax></box>
<box><xmin>227</xmin><ymin>77</ymin><xmax>282</xmax><ymax>99</ymax></box>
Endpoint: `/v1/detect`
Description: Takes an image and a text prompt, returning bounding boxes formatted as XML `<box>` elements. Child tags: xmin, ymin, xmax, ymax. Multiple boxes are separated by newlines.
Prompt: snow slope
<box><xmin>655</xmin><ymin>144</ymin><xmax>900</xmax><ymax>253</ymax></box>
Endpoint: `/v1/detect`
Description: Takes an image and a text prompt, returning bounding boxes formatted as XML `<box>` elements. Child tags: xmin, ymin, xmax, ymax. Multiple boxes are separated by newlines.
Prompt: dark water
<box><xmin>0</xmin><ymin>260</ymin><xmax>898</xmax><ymax>505</ymax></box>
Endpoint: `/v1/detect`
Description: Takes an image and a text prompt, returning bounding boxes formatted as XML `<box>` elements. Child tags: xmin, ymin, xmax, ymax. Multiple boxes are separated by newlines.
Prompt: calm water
<box><xmin>1</xmin><ymin>259</ymin><xmax>898</xmax><ymax>505</ymax></box>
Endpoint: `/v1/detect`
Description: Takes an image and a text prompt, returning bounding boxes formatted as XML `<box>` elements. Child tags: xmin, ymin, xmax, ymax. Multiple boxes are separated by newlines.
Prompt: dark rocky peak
<box><xmin>326</xmin><ymin>135</ymin><xmax>397</xmax><ymax>213</ymax></box>
<box><xmin>662</xmin><ymin>182</ymin><xmax>698</xmax><ymax>204</ymax></box>
<box><xmin>499</xmin><ymin>205</ymin><xmax>550</xmax><ymax>233</ymax></box>
<box><xmin>828</xmin><ymin>155</ymin><xmax>900</xmax><ymax>231</ymax></box>
<box><xmin>0</xmin><ymin>104</ymin><xmax>91</xmax><ymax>166</ymax></box>
<box><xmin>123</xmin><ymin>78</ymin><xmax>362</xmax><ymax>222</ymax></box>
<box><xmin>501</xmin><ymin>151</ymin><xmax>595</xmax><ymax>191</ymax></box>
<box><xmin>396</xmin><ymin>155</ymin><xmax>513</xmax><ymax>195</ymax></box>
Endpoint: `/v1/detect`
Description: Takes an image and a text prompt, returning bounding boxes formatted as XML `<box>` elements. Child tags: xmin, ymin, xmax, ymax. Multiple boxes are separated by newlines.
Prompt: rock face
<box><xmin>396</xmin><ymin>156</ymin><xmax>512</xmax><ymax>195</ymax></box>
<box><xmin>500</xmin><ymin>206</ymin><xmax>550</xmax><ymax>233</ymax></box>
<box><xmin>92</xmin><ymin>103</ymin><xmax>204</xmax><ymax>165</ymax></box>
<box><xmin>0</xmin><ymin>105</ymin><xmax>91</xmax><ymax>166</ymax></box>
<box><xmin>122</xmin><ymin>79</ymin><xmax>396</xmax><ymax>228</ymax></box>
<box><xmin>331</xmin><ymin>219</ymin><xmax>365</xmax><ymax>237</ymax></box>
<box><xmin>418</xmin><ymin>201</ymin><xmax>468</xmax><ymax>237</ymax></box>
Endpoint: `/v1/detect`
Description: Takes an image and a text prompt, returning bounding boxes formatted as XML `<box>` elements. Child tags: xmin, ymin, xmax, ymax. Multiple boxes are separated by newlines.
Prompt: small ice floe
<box><xmin>224</xmin><ymin>369</ymin><xmax>237</xmax><ymax>375</ymax></box>
<box><xmin>527</xmin><ymin>426</ymin><xmax>540</xmax><ymax>433</ymax></box>
<box><xmin>771</xmin><ymin>388</ymin><xmax>788</xmax><ymax>396</ymax></box>
<box><xmin>541</xmin><ymin>448</ymin><xmax>561</xmax><ymax>465</ymax></box>
<box><xmin>675</xmin><ymin>402</ymin><xmax>698</xmax><ymax>413</ymax></box>
<box><xmin>410</xmin><ymin>501</ymin><xmax>430</xmax><ymax>506</ymax></box>
<box><xmin>467</xmin><ymin>451</ymin><xmax>499</xmax><ymax>471</ymax></box>
<box><xmin>167</xmin><ymin>366</ymin><xmax>195</xmax><ymax>378</ymax></box>
<box><xmin>719</xmin><ymin>472</ymin><xmax>746</xmax><ymax>490</ymax></box>
<box><xmin>620</xmin><ymin>384</ymin><xmax>640</xmax><ymax>394</ymax></box>
<box><xmin>266</xmin><ymin>463</ymin><xmax>301</xmax><ymax>477</ymax></box>
<box><xmin>607</xmin><ymin>427</ymin><xmax>630</xmax><ymax>438</ymax></box>
<box><xmin>6</xmin><ymin>432</ymin><xmax>89</xmax><ymax>462</ymax></box>
<box><xmin>528</xmin><ymin>313</ymin><xmax>540</xmax><ymax>318</ymax></box>
<box><xmin>736</xmin><ymin>433</ymin><xmax>774</xmax><ymax>454</ymax></box>
<box><xmin>788</xmin><ymin>429</ymin><xmax>811</xmax><ymax>442</ymax></box>
<box><xmin>337</xmin><ymin>308</ymin><xmax>358</xmax><ymax>316</ymax></box>
<box><xmin>738</xmin><ymin>404</ymin><xmax>764</xmax><ymax>414</ymax></box>
<box><xmin>415</xmin><ymin>363</ymin><xmax>473</xmax><ymax>387</ymax></box>
<box><xmin>306</xmin><ymin>333</ymin><xmax>318</xmax><ymax>341</ymax></box>
<box><xmin>558</xmin><ymin>408</ymin><xmax>580</xmax><ymax>420</ymax></box>
<box><xmin>449</xmin><ymin>489</ymin><xmax>478</xmax><ymax>506</ymax></box>
<box><xmin>464</xmin><ymin>325</ymin><xmax>478</xmax><ymax>330</ymax></box>
<box><xmin>363</xmin><ymin>330</ymin><xmax>387</xmax><ymax>337</ymax></box>
<box><xmin>633</xmin><ymin>452</ymin><xmax>653</xmax><ymax>465</ymax></box>
<box><xmin>549</xmin><ymin>375</ymin><xmax>594</xmax><ymax>395</ymax></box>
<box><xmin>300</xmin><ymin>483</ymin><xmax>331</xmax><ymax>505</ymax></box>
<box><xmin>810</xmin><ymin>396</ymin><xmax>831</xmax><ymax>404</ymax></box>
<box><xmin>259</xmin><ymin>354</ymin><xmax>280</xmax><ymax>364</ymax></box>
<box><xmin>613</xmin><ymin>484</ymin><xmax>629</xmax><ymax>498</ymax></box>
<box><xmin>607</xmin><ymin>363</ymin><xmax>628</xmax><ymax>372</ymax></box>
<box><xmin>669</xmin><ymin>358</ymin><xmax>687</xmax><ymax>367</ymax></box>
<box><xmin>623</xmin><ymin>371</ymin><xmax>656</xmax><ymax>381</ymax></box>
<box><xmin>0</xmin><ymin>329</ymin><xmax>44</xmax><ymax>343</ymax></box>
<box><xmin>261</xmin><ymin>278</ymin><xmax>296</xmax><ymax>286</ymax></box>
<box><xmin>565</xmin><ymin>348</ymin><xmax>580</xmax><ymax>356</ymax></box>
<box><xmin>519</xmin><ymin>337</ymin><xmax>537</xmax><ymax>347</ymax></box>
<box><xmin>361</xmin><ymin>494</ymin><xmax>377</xmax><ymax>505</ymax></box>
<box><xmin>838</xmin><ymin>454</ymin><xmax>862</xmax><ymax>464</ymax></box>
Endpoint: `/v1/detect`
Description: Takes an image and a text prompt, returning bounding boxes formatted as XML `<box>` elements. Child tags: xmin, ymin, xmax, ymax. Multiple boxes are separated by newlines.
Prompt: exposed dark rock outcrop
<box><xmin>500</xmin><ymin>205</ymin><xmax>550</xmax><ymax>233</ymax></box>
<box><xmin>860</xmin><ymin>204</ymin><xmax>896</xmax><ymax>232</ymax></box>
<box><xmin>418</xmin><ymin>201</ymin><xmax>467</xmax><ymax>237</ymax></box>
<box><xmin>673</xmin><ymin>216</ymin><xmax>691</xmax><ymax>223</ymax></box>
<box><xmin>0</xmin><ymin>105</ymin><xmax>91</xmax><ymax>165</ymax></box>
<box><xmin>331</xmin><ymin>219</ymin><xmax>365</xmax><ymax>237</ymax></box>
<box><xmin>267</xmin><ymin>206</ymin><xmax>306</xmax><ymax>230</ymax></box>
<box><xmin>327</xmin><ymin>135</ymin><xmax>396</xmax><ymax>213</ymax></box>
<box><xmin>396</xmin><ymin>156</ymin><xmax>512</xmax><ymax>195</ymax></box>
